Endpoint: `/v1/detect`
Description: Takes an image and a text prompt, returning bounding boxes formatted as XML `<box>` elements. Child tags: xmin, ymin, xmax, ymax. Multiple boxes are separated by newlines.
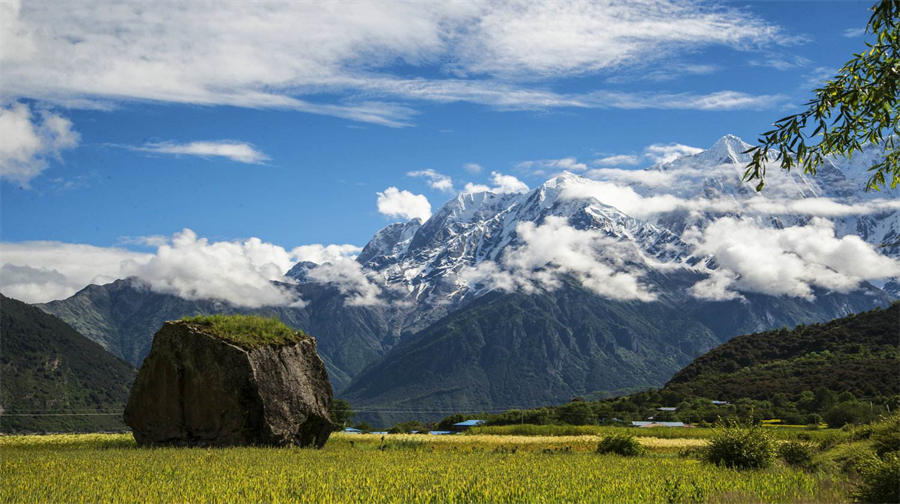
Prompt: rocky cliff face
<box><xmin>124</xmin><ymin>321</ymin><xmax>334</xmax><ymax>447</ymax></box>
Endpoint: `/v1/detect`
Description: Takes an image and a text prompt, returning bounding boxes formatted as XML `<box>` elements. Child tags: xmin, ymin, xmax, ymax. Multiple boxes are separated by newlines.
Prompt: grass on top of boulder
<box><xmin>180</xmin><ymin>314</ymin><xmax>308</xmax><ymax>350</ymax></box>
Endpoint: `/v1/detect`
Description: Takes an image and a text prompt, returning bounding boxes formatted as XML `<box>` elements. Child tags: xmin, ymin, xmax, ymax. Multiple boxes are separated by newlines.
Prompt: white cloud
<box><xmin>644</xmin><ymin>143</ymin><xmax>704</xmax><ymax>164</ymax></box>
<box><xmin>748</xmin><ymin>54</ymin><xmax>810</xmax><ymax>71</ymax></box>
<box><xmin>685</xmin><ymin>217</ymin><xmax>900</xmax><ymax>301</ymax></box>
<box><xmin>518</xmin><ymin>157</ymin><xmax>588</xmax><ymax>175</ymax></box>
<box><xmin>408</xmin><ymin>169</ymin><xmax>455</xmax><ymax>193</ymax></box>
<box><xmin>452</xmin><ymin>0</ymin><xmax>793</xmax><ymax>78</ymax></box>
<box><xmin>462</xmin><ymin>216</ymin><xmax>656</xmax><ymax>301</ymax></box>
<box><xmin>559</xmin><ymin>177</ymin><xmax>693</xmax><ymax>220</ymax></box>
<box><xmin>803</xmin><ymin>67</ymin><xmax>837</xmax><ymax>90</ymax></box>
<box><xmin>463</xmin><ymin>162</ymin><xmax>483</xmax><ymax>174</ymax></box>
<box><xmin>306</xmin><ymin>260</ymin><xmax>385</xmax><ymax>307</ymax></box>
<box><xmin>290</xmin><ymin>243</ymin><xmax>385</xmax><ymax>306</ymax></box>
<box><xmin>462</xmin><ymin>182</ymin><xmax>492</xmax><ymax>193</ymax></box>
<box><xmin>0</xmin><ymin>102</ymin><xmax>79</xmax><ymax>186</ymax></box>
<box><xmin>122</xmin><ymin>230</ymin><xmax>305</xmax><ymax>307</ymax></box>
<box><xmin>0</xmin><ymin>241</ymin><xmax>153</xmax><ymax>302</ymax></box>
<box><xmin>376</xmin><ymin>187</ymin><xmax>432</xmax><ymax>221</ymax></box>
<box><xmin>291</xmin><ymin>244</ymin><xmax>362</xmax><ymax>264</ymax></box>
<box><xmin>489</xmin><ymin>171</ymin><xmax>529</xmax><ymax>193</ymax></box>
<box><xmin>562</xmin><ymin>172</ymin><xmax>900</xmax><ymax>220</ymax></box>
<box><xmin>461</xmin><ymin>171</ymin><xmax>529</xmax><ymax>194</ymax></box>
<box><xmin>129</xmin><ymin>141</ymin><xmax>270</xmax><ymax>164</ymax></box>
<box><xmin>0</xmin><ymin>264</ymin><xmax>81</xmax><ymax>304</ymax></box>
<box><xmin>0</xmin><ymin>231</ymin><xmax>319</xmax><ymax>307</ymax></box>
<box><xmin>844</xmin><ymin>27</ymin><xmax>866</xmax><ymax>38</ymax></box>
<box><xmin>594</xmin><ymin>154</ymin><xmax>640</xmax><ymax>166</ymax></box>
<box><xmin>583</xmin><ymin>168</ymin><xmax>676</xmax><ymax>188</ymax></box>
<box><xmin>0</xmin><ymin>232</ymin><xmax>390</xmax><ymax>307</ymax></box>
<box><xmin>521</xmin><ymin>143</ymin><xmax>704</xmax><ymax>179</ymax></box>
<box><xmin>2</xmin><ymin>0</ymin><xmax>796</xmax><ymax>124</ymax></box>
<box><xmin>579</xmin><ymin>90</ymin><xmax>788</xmax><ymax>111</ymax></box>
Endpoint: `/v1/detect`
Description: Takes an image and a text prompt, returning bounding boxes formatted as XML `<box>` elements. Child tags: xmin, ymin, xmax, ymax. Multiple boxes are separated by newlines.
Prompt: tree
<box><xmin>352</xmin><ymin>421</ymin><xmax>373</xmax><ymax>432</ymax></box>
<box><xmin>558</xmin><ymin>401</ymin><xmax>595</xmax><ymax>425</ymax></box>
<box><xmin>330</xmin><ymin>399</ymin><xmax>355</xmax><ymax>428</ymax></box>
<box><xmin>744</xmin><ymin>0</ymin><xmax>899</xmax><ymax>192</ymax></box>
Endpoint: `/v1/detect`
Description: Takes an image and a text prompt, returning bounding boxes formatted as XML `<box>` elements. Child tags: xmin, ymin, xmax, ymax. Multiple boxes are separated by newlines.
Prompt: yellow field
<box><xmin>339</xmin><ymin>432</ymin><xmax>708</xmax><ymax>454</ymax></box>
<box><xmin>0</xmin><ymin>433</ymin><xmax>850</xmax><ymax>503</ymax></box>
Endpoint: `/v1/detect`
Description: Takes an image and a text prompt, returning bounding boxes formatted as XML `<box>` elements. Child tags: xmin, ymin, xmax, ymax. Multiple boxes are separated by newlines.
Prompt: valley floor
<box><xmin>1</xmin><ymin>432</ymin><xmax>852</xmax><ymax>503</ymax></box>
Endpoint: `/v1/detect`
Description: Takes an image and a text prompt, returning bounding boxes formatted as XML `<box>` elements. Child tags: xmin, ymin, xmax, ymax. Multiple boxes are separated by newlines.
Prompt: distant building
<box><xmin>370</xmin><ymin>431</ymin><xmax>388</xmax><ymax>435</ymax></box>
<box><xmin>428</xmin><ymin>430</ymin><xmax>455</xmax><ymax>435</ymax></box>
<box><xmin>343</xmin><ymin>427</ymin><xmax>363</xmax><ymax>434</ymax></box>
<box><xmin>631</xmin><ymin>421</ymin><xmax>686</xmax><ymax>428</ymax></box>
<box><xmin>452</xmin><ymin>419</ymin><xmax>485</xmax><ymax>431</ymax></box>
<box><xmin>656</xmin><ymin>407</ymin><xmax>677</xmax><ymax>412</ymax></box>
<box><xmin>711</xmin><ymin>400</ymin><xmax>730</xmax><ymax>406</ymax></box>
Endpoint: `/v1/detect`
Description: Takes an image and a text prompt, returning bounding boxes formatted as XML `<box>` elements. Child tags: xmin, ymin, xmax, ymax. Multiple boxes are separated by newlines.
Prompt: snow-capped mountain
<box><xmin>643</xmin><ymin>134</ymin><xmax>899</xmax><ymax>255</ymax></box>
<box><xmin>289</xmin><ymin>135</ymin><xmax>897</xmax><ymax>321</ymax></box>
<box><xmin>42</xmin><ymin>134</ymin><xmax>898</xmax><ymax>419</ymax></box>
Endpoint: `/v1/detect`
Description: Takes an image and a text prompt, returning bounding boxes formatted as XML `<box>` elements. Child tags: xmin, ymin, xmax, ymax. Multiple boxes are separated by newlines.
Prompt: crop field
<box><xmin>468</xmin><ymin>424</ymin><xmax>848</xmax><ymax>442</ymax></box>
<box><xmin>1</xmin><ymin>433</ymin><xmax>851</xmax><ymax>503</ymax></box>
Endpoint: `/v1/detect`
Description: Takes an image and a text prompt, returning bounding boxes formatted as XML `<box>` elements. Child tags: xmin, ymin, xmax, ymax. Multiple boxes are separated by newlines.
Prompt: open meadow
<box><xmin>1</xmin><ymin>432</ymin><xmax>855</xmax><ymax>504</ymax></box>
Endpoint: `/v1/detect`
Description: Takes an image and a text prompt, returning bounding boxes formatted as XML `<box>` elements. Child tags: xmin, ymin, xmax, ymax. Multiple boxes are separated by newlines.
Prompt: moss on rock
<box><xmin>180</xmin><ymin>314</ymin><xmax>307</xmax><ymax>350</ymax></box>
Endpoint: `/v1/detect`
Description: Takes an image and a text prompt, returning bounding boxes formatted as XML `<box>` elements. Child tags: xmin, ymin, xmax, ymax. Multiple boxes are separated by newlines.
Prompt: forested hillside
<box><xmin>0</xmin><ymin>295</ymin><xmax>137</xmax><ymax>433</ymax></box>
<box><xmin>664</xmin><ymin>303</ymin><xmax>900</xmax><ymax>401</ymax></box>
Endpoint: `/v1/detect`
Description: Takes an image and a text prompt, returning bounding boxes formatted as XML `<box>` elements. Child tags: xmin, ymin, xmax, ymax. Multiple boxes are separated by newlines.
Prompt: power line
<box><xmin>1</xmin><ymin>413</ymin><xmax>123</xmax><ymax>417</ymax></box>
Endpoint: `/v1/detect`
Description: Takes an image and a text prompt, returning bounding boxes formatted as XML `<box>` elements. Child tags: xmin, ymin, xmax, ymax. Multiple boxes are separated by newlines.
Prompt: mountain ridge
<box><xmin>0</xmin><ymin>295</ymin><xmax>137</xmax><ymax>433</ymax></box>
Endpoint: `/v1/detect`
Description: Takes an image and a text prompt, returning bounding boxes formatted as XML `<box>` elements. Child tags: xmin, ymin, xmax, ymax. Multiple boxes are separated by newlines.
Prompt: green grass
<box><xmin>1</xmin><ymin>434</ymin><xmax>851</xmax><ymax>503</ymax></box>
<box><xmin>180</xmin><ymin>314</ymin><xmax>307</xmax><ymax>350</ymax></box>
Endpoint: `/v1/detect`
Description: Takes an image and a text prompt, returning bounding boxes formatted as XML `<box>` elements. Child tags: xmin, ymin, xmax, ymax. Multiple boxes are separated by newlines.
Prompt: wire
<box><xmin>2</xmin><ymin>407</ymin><xmax>538</xmax><ymax>416</ymax></box>
<box><xmin>1</xmin><ymin>413</ymin><xmax>124</xmax><ymax>416</ymax></box>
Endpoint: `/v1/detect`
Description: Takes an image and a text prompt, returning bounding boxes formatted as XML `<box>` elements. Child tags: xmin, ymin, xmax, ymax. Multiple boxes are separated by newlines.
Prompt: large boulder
<box><xmin>124</xmin><ymin>317</ymin><xmax>334</xmax><ymax>447</ymax></box>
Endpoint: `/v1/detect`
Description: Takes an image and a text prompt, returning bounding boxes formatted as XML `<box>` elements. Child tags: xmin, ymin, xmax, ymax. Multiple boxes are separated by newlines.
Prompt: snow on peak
<box><xmin>357</xmin><ymin>218</ymin><xmax>423</xmax><ymax>265</ymax></box>
<box><xmin>694</xmin><ymin>134</ymin><xmax>753</xmax><ymax>165</ymax></box>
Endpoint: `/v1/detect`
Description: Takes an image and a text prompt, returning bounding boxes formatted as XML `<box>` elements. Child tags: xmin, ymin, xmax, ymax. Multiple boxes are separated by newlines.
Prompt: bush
<box><xmin>596</xmin><ymin>434</ymin><xmax>644</xmax><ymax>456</ymax></box>
<box><xmin>825</xmin><ymin>402</ymin><xmax>876</xmax><ymax>428</ymax></box>
<box><xmin>702</xmin><ymin>418</ymin><xmax>775</xmax><ymax>470</ymax></box>
<box><xmin>854</xmin><ymin>453</ymin><xmax>900</xmax><ymax>504</ymax></box>
<box><xmin>778</xmin><ymin>440</ymin><xmax>814</xmax><ymax>467</ymax></box>
<box><xmin>353</xmin><ymin>422</ymin><xmax>373</xmax><ymax>433</ymax></box>
<box><xmin>870</xmin><ymin>418</ymin><xmax>900</xmax><ymax>458</ymax></box>
<box><xmin>387</xmin><ymin>421</ymin><xmax>423</xmax><ymax>434</ymax></box>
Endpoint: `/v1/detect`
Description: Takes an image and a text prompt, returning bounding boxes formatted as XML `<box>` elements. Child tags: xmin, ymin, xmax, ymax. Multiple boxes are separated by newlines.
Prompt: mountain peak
<box><xmin>702</xmin><ymin>134</ymin><xmax>753</xmax><ymax>164</ymax></box>
<box><xmin>542</xmin><ymin>170</ymin><xmax>588</xmax><ymax>188</ymax></box>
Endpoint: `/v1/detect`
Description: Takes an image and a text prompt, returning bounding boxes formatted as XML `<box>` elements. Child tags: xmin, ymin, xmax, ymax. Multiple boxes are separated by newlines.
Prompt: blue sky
<box><xmin>0</xmin><ymin>0</ymin><xmax>877</xmax><ymax>252</ymax></box>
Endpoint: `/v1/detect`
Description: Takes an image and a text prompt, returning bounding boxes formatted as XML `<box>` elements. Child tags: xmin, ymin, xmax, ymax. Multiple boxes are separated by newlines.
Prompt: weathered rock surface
<box><xmin>124</xmin><ymin>321</ymin><xmax>334</xmax><ymax>447</ymax></box>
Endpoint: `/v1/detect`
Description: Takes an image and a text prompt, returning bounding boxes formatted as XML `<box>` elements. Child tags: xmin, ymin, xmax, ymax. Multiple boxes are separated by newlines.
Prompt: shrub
<box><xmin>387</xmin><ymin>421</ymin><xmax>423</xmax><ymax>434</ymax></box>
<box><xmin>778</xmin><ymin>440</ymin><xmax>814</xmax><ymax>467</ymax></box>
<box><xmin>870</xmin><ymin>418</ymin><xmax>900</xmax><ymax>458</ymax></box>
<box><xmin>702</xmin><ymin>418</ymin><xmax>775</xmax><ymax>470</ymax></box>
<box><xmin>353</xmin><ymin>422</ymin><xmax>373</xmax><ymax>433</ymax></box>
<box><xmin>853</xmin><ymin>453</ymin><xmax>900</xmax><ymax>504</ymax></box>
<box><xmin>825</xmin><ymin>401</ymin><xmax>876</xmax><ymax>428</ymax></box>
<box><xmin>596</xmin><ymin>434</ymin><xmax>644</xmax><ymax>456</ymax></box>
<box><xmin>813</xmin><ymin>430</ymin><xmax>846</xmax><ymax>452</ymax></box>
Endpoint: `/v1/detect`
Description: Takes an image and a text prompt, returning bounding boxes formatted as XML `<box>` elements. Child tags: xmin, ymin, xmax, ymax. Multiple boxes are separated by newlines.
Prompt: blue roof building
<box><xmin>343</xmin><ymin>427</ymin><xmax>363</xmax><ymax>434</ymax></box>
<box><xmin>631</xmin><ymin>421</ymin><xmax>686</xmax><ymax>428</ymax></box>
<box><xmin>452</xmin><ymin>419</ymin><xmax>485</xmax><ymax>431</ymax></box>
